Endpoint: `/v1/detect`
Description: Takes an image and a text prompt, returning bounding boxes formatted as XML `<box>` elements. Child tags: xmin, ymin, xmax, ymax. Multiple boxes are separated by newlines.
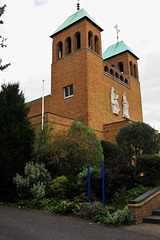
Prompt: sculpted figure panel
<box><xmin>111</xmin><ymin>87</ymin><xmax>120</xmax><ymax>115</ymax></box>
<box><xmin>122</xmin><ymin>92</ymin><xmax>130</xmax><ymax>119</ymax></box>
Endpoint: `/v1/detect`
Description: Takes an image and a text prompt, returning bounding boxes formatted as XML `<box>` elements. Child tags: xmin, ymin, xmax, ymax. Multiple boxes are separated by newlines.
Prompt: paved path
<box><xmin>0</xmin><ymin>204</ymin><xmax>160</xmax><ymax>240</ymax></box>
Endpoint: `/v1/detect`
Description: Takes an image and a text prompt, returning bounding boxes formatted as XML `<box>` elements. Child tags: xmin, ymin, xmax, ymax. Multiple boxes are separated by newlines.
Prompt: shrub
<box><xmin>101</xmin><ymin>140</ymin><xmax>134</xmax><ymax>200</ymax></box>
<box><xmin>77</xmin><ymin>166</ymin><xmax>101</xmax><ymax>199</ymax></box>
<box><xmin>116</xmin><ymin>122</ymin><xmax>160</xmax><ymax>163</ymax></box>
<box><xmin>79</xmin><ymin>201</ymin><xmax>104</xmax><ymax>218</ymax></box>
<box><xmin>136</xmin><ymin>154</ymin><xmax>160</xmax><ymax>187</ymax></box>
<box><xmin>48</xmin><ymin>121</ymin><xmax>104</xmax><ymax>177</ymax></box>
<box><xmin>128</xmin><ymin>185</ymin><xmax>152</xmax><ymax>200</ymax></box>
<box><xmin>13</xmin><ymin>162</ymin><xmax>51</xmax><ymax>199</ymax></box>
<box><xmin>50</xmin><ymin>176</ymin><xmax>68</xmax><ymax>199</ymax></box>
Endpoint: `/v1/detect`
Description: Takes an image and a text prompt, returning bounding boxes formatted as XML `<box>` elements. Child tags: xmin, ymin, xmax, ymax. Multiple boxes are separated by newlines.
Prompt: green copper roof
<box><xmin>50</xmin><ymin>8</ymin><xmax>103</xmax><ymax>37</ymax></box>
<box><xmin>102</xmin><ymin>41</ymin><xmax>139</xmax><ymax>60</ymax></box>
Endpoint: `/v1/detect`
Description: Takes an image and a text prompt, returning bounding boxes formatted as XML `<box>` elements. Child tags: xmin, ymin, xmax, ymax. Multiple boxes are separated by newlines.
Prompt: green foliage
<box><xmin>136</xmin><ymin>154</ymin><xmax>160</xmax><ymax>187</ymax></box>
<box><xmin>0</xmin><ymin>5</ymin><xmax>10</xmax><ymax>71</ymax></box>
<box><xmin>48</xmin><ymin>121</ymin><xmax>104</xmax><ymax>177</ymax></box>
<box><xmin>32</xmin><ymin>126</ymin><xmax>53</xmax><ymax>164</ymax></box>
<box><xmin>77</xmin><ymin>166</ymin><xmax>101</xmax><ymax>199</ymax></box>
<box><xmin>0</xmin><ymin>83</ymin><xmax>35</xmax><ymax>199</ymax></box>
<box><xmin>101</xmin><ymin>140</ymin><xmax>134</xmax><ymax>199</ymax></box>
<box><xmin>79</xmin><ymin>201</ymin><xmax>104</xmax><ymax>218</ymax></box>
<box><xmin>128</xmin><ymin>185</ymin><xmax>152</xmax><ymax>200</ymax></box>
<box><xmin>53</xmin><ymin>200</ymin><xmax>82</xmax><ymax>215</ymax></box>
<box><xmin>13</xmin><ymin>162</ymin><xmax>51</xmax><ymax>199</ymax></box>
<box><xmin>116</xmin><ymin>122</ymin><xmax>160</xmax><ymax>162</ymax></box>
<box><xmin>50</xmin><ymin>176</ymin><xmax>68</xmax><ymax>199</ymax></box>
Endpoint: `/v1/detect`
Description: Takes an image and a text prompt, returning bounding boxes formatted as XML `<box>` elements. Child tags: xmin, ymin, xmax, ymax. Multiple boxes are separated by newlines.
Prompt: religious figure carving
<box><xmin>111</xmin><ymin>87</ymin><xmax>120</xmax><ymax>115</ymax></box>
<box><xmin>122</xmin><ymin>92</ymin><xmax>130</xmax><ymax>119</ymax></box>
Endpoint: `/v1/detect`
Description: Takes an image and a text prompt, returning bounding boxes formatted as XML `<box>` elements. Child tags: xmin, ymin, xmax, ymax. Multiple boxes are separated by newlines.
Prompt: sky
<box><xmin>1</xmin><ymin>0</ymin><xmax>160</xmax><ymax>132</ymax></box>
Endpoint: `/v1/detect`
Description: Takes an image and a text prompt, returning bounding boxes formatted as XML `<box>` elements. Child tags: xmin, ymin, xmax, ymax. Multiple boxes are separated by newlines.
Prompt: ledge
<box><xmin>128</xmin><ymin>186</ymin><xmax>160</xmax><ymax>206</ymax></box>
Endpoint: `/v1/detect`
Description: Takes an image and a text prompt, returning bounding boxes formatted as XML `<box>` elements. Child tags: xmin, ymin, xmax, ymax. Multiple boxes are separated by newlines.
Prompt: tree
<box><xmin>47</xmin><ymin>121</ymin><xmax>104</xmax><ymax>177</ymax></box>
<box><xmin>0</xmin><ymin>83</ymin><xmax>35</xmax><ymax>199</ymax></box>
<box><xmin>116</xmin><ymin>121</ymin><xmax>160</xmax><ymax>163</ymax></box>
<box><xmin>101</xmin><ymin>140</ymin><xmax>134</xmax><ymax>199</ymax></box>
<box><xmin>0</xmin><ymin>4</ymin><xmax>10</xmax><ymax>71</ymax></box>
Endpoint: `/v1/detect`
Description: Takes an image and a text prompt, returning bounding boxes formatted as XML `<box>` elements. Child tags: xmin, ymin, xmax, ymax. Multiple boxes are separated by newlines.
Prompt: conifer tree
<box><xmin>0</xmin><ymin>83</ymin><xmax>35</xmax><ymax>199</ymax></box>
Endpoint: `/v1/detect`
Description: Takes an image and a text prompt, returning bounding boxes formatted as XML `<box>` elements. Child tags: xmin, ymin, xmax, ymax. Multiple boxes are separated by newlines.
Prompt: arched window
<box><xmin>104</xmin><ymin>66</ymin><xmax>108</xmax><ymax>72</ymax></box>
<box><xmin>130</xmin><ymin>61</ymin><xmax>133</xmax><ymax>76</ymax></box>
<box><xmin>120</xmin><ymin>75</ymin><xmax>124</xmax><ymax>81</ymax></box>
<box><xmin>125</xmin><ymin>78</ymin><xmax>128</xmax><ymax>84</ymax></box>
<box><xmin>118</xmin><ymin>61</ymin><xmax>124</xmax><ymax>72</ymax></box>
<box><xmin>134</xmin><ymin>64</ymin><xmax>137</xmax><ymax>79</ymax></box>
<box><xmin>110</xmin><ymin>69</ymin><xmax>114</xmax><ymax>76</ymax></box>
<box><xmin>88</xmin><ymin>31</ymin><xmax>93</xmax><ymax>49</ymax></box>
<box><xmin>66</xmin><ymin>37</ymin><xmax>71</xmax><ymax>54</ymax></box>
<box><xmin>115</xmin><ymin>72</ymin><xmax>119</xmax><ymax>79</ymax></box>
<box><xmin>75</xmin><ymin>32</ymin><xmax>81</xmax><ymax>50</ymax></box>
<box><xmin>94</xmin><ymin>35</ymin><xmax>99</xmax><ymax>54</ymax></box>
<box><xmin>57</xmin><ymin>41</ymin><xmax>63</xmax><ymax>59</ymax></box>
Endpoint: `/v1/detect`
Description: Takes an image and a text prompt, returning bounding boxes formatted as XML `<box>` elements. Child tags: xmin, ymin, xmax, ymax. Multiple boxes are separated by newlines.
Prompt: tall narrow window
<box><xmin>57</xmin><ymin>41</ymin><xmax>63</xmax><ymax>59</ymax></box>
<box><xmin>94</xmin><ymin>35</ymin><xmax>99</xmax><ymax>54</ymax></box>
<box><xmin>134</xmin><ymin>64</ymin><xmax>137</xmax><ymax>79</ymax></box>
<box><xmin>88</xmin><ymin>31</ymin><xmax>93</xmax><ymax>49</ymax></box>
<box><xmin>118</xmin><ymin>61</ymin><xmax>124</xmax><ymax>72</ymax></box>
<box><xmin>130</xmin><ymin>61</ymin><xmax>133</xmax><ymax>76</ymax></box>
<box><xmin>75</xmin><ymin>32</ymin><xmax>81</xmax><ymax>49</ymax></box>
<box><xmin>66</xmin><ymin>37</ymin><xmax>71</xmax><ymax>54</ymax></box>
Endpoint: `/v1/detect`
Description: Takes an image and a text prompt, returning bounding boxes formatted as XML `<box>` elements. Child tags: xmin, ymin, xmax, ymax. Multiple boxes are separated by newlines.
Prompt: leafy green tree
<box><xmin>0</xmin><ymin>4</ymin><xmax>10</xmax><ymax>71</ymax></box>
<box><xmin>48</xmin><ymin>121</ymin><xmax>104</xmax><ymax>177</ymax></box>
<box><xmin>116</xmin><ymin>121</ymin><xmax>160</xmax><ymax>163</ymax></box>
<box><xmin>0</xmin><ymin>83</ymin><xmax>35</xmax><ymax>199</ymax></box>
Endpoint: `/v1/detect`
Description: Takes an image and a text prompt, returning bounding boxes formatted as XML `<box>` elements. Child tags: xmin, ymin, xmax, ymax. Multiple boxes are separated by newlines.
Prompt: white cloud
<box><xmin>34</xmin><ymin>0</ymin><xmax>49</xmax><ymax>6</ymax></box>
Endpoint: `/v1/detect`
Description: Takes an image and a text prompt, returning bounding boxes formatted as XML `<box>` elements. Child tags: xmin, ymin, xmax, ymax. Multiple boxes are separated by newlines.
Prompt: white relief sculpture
<box><xmin>111</xmin><ymin>87</ymin><xmax>120</xmax><ymax>115</ymax></box>
<box><xmin>122</xmin><ymin>92</ymin><xmax>130</xmax><ymax>119</ymax></box>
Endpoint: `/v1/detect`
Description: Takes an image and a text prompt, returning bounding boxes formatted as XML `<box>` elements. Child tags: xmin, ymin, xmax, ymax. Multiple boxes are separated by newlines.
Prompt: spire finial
<box><xmin>77</xmin><ymin>0</ymin><xmax>80</xmax><ymax>11</ymax></box>
<box><xmin>114</xmin><ymin>24</ymin><xmax>120</xmax><ymax>43</ymax></box>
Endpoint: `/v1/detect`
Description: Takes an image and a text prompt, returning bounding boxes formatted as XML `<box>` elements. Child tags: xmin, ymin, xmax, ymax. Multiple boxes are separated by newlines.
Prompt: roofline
<box><xmin>50</xmin><ymin>16</ymin><xmax>103</xmax><ymax>38</ymax></box>
<box><xmin>103</xmin><ymin>49</ymin><xmax>139</xmax><ymax>61</ymax></box>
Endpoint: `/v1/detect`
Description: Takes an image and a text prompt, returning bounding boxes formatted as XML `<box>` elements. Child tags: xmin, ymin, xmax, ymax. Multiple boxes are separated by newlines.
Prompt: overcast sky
<box><xmin>1</xmin><ymin>0</ymin><xmax>160</xmax><ymax>132</ymax></box>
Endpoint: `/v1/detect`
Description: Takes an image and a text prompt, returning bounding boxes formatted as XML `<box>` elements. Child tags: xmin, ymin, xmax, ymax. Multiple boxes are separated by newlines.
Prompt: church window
<box><xmin>125</xmin><ymin>78</ymin><xmax>128</xmax><ymax>84</ymax></box>
<box><xmin>118</xmin><ymin>61</ymin><xmax>124</xmax><ymax>72</ymax></box>
<box><xmin>94</xmin><ymin>35</ymin><xmax>99</xmax><ymax>54</ymax></box>
<box><xmin>75</xmin><ymin>32</ymin><xmax>81</xmax><ymax>49</ymax></box>
<box><xmin>115</xmin><ymin>72</ymin><xmax>119</xmax><ymax>79</ymax></box>
<box><xmin>110</xmin><ymin>69</ymin><xmax>114</xmax><ymax>76</ymax></box>
<box><xmin>64</xmin><ymin>85</ymin><xmax>73</xmax><ymax>98</ymax></box>
<box><xmin>130</xmin><ymin>61</ymin><xmax>133</xmax><ymax>76</ymax></box>
<box><xmin>134</xmin><ymin>64</ymin><xmax>137</xmax><ymax>79</ymax></box>
<box><xmin>57</xmin><ymin>41</ymin><xmax>63</xmax><ymax>59</ymax></box>
<box><xmin>120</xmin><ymin>75</ymin><xmax>124</xmax><ymax>81</ymax></box>
<box><xmin>104</xmin><ymin>66</ymin><xmax>108</xmax><ymax>72</ymax></box>
<box><xmin>88</xmin><ymin>31</ymin><xmax>93</xmax><ymax>49</ymax></box>
<box><xmin>66</xmin><ymin>37</ymin><xmax>71</xmax><ymax>54</ymax></box>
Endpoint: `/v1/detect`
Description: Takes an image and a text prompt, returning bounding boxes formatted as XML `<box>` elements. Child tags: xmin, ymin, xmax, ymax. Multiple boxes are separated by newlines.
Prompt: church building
<box><xmin>28</xmin><ymin>6</ymin><xmax>143</xmax><ymax>143</ymax></box>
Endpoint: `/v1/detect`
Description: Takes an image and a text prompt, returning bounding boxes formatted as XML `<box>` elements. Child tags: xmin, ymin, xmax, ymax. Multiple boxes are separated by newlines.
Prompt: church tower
<box><xmin>28</xmin><ymin>6</ymin><xmax>143</xmax><ymax>142</ymax></box>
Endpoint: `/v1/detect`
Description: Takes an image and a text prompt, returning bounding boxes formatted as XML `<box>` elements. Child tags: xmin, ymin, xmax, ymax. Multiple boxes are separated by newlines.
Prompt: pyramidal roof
<box><xmin>50</xmin><ymin>8</ymin><xmax>103</xmax><ymax>38</ymax></box>
<box><xmin>102</xmin><ymin>41</ymin><xmax>139</xmax><ymax>60</ymax></box>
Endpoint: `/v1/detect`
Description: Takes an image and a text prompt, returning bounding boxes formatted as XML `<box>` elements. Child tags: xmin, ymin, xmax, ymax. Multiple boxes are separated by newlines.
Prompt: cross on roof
<box><xmin>114</xmin><ymin>24</ymin><xmax>120</xmax><ymax>43</ymax></box>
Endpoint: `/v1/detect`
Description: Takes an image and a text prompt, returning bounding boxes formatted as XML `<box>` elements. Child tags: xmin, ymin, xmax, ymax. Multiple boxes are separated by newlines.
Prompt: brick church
<box><xmin>28</xmin><ymin>7</ymin><xmax>143</xmax><ymax>143</ymax></box>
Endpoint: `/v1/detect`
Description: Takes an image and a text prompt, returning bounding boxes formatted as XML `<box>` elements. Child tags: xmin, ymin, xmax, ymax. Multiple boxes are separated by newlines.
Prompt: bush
<box><xmin>13</xmin><ymin>162</ymin><xmax>51</xmax><ymax>199</ymax></box>
<box><xmin>136</xmin><ymin>154</ymin><xmax>160</xmax><ymax>187</ymax></box>
<box><xmin>116</xmin><ymin>122</ymin><xmax>160</xmax><ymax>163</ymax></box>
<box><xmin>79</xmin><ymin>201</ymin><xmax>104</xmax><ymax>218</ymax></box>
<box><xmin>48</xmin><ymin>121</ymin><xmax>104</xmax><ymax>177</ymax></box>
<box><xmin>50</xmin><ymin>176</ymin><xmax>68</xmax><ymax>199</ymax></box>
<box><xmin>77</xmin><ymin>166</ymin><xmax>101</xmax><ymax>200</ymax></box>
<box><xmin>101</xmin><ymin>140</ymin><xmax>134</xmax><ymax>199</ymax></box>
<box><xmin>128</xmin><ymin>185</ymin><xmax>152</xmax><ymax>200</ymax></box>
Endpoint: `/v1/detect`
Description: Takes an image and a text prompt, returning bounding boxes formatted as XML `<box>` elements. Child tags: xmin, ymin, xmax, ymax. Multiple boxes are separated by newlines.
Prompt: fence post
<box><xmin>102</xmin><ymin>164</ymin><xmax>105</xmax><ymax>207</ymax></box>
<box><xmin>87</xmin><ymin>164</ymin><xmax>90</xmax><ymax>202</ymax></box>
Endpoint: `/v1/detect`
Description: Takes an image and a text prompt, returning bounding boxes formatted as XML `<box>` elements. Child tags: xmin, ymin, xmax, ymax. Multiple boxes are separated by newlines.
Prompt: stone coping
<box><xmin>128</xmin><ymin>186</ymin><xmax>160</xmax><ymax>205</ymax></box>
